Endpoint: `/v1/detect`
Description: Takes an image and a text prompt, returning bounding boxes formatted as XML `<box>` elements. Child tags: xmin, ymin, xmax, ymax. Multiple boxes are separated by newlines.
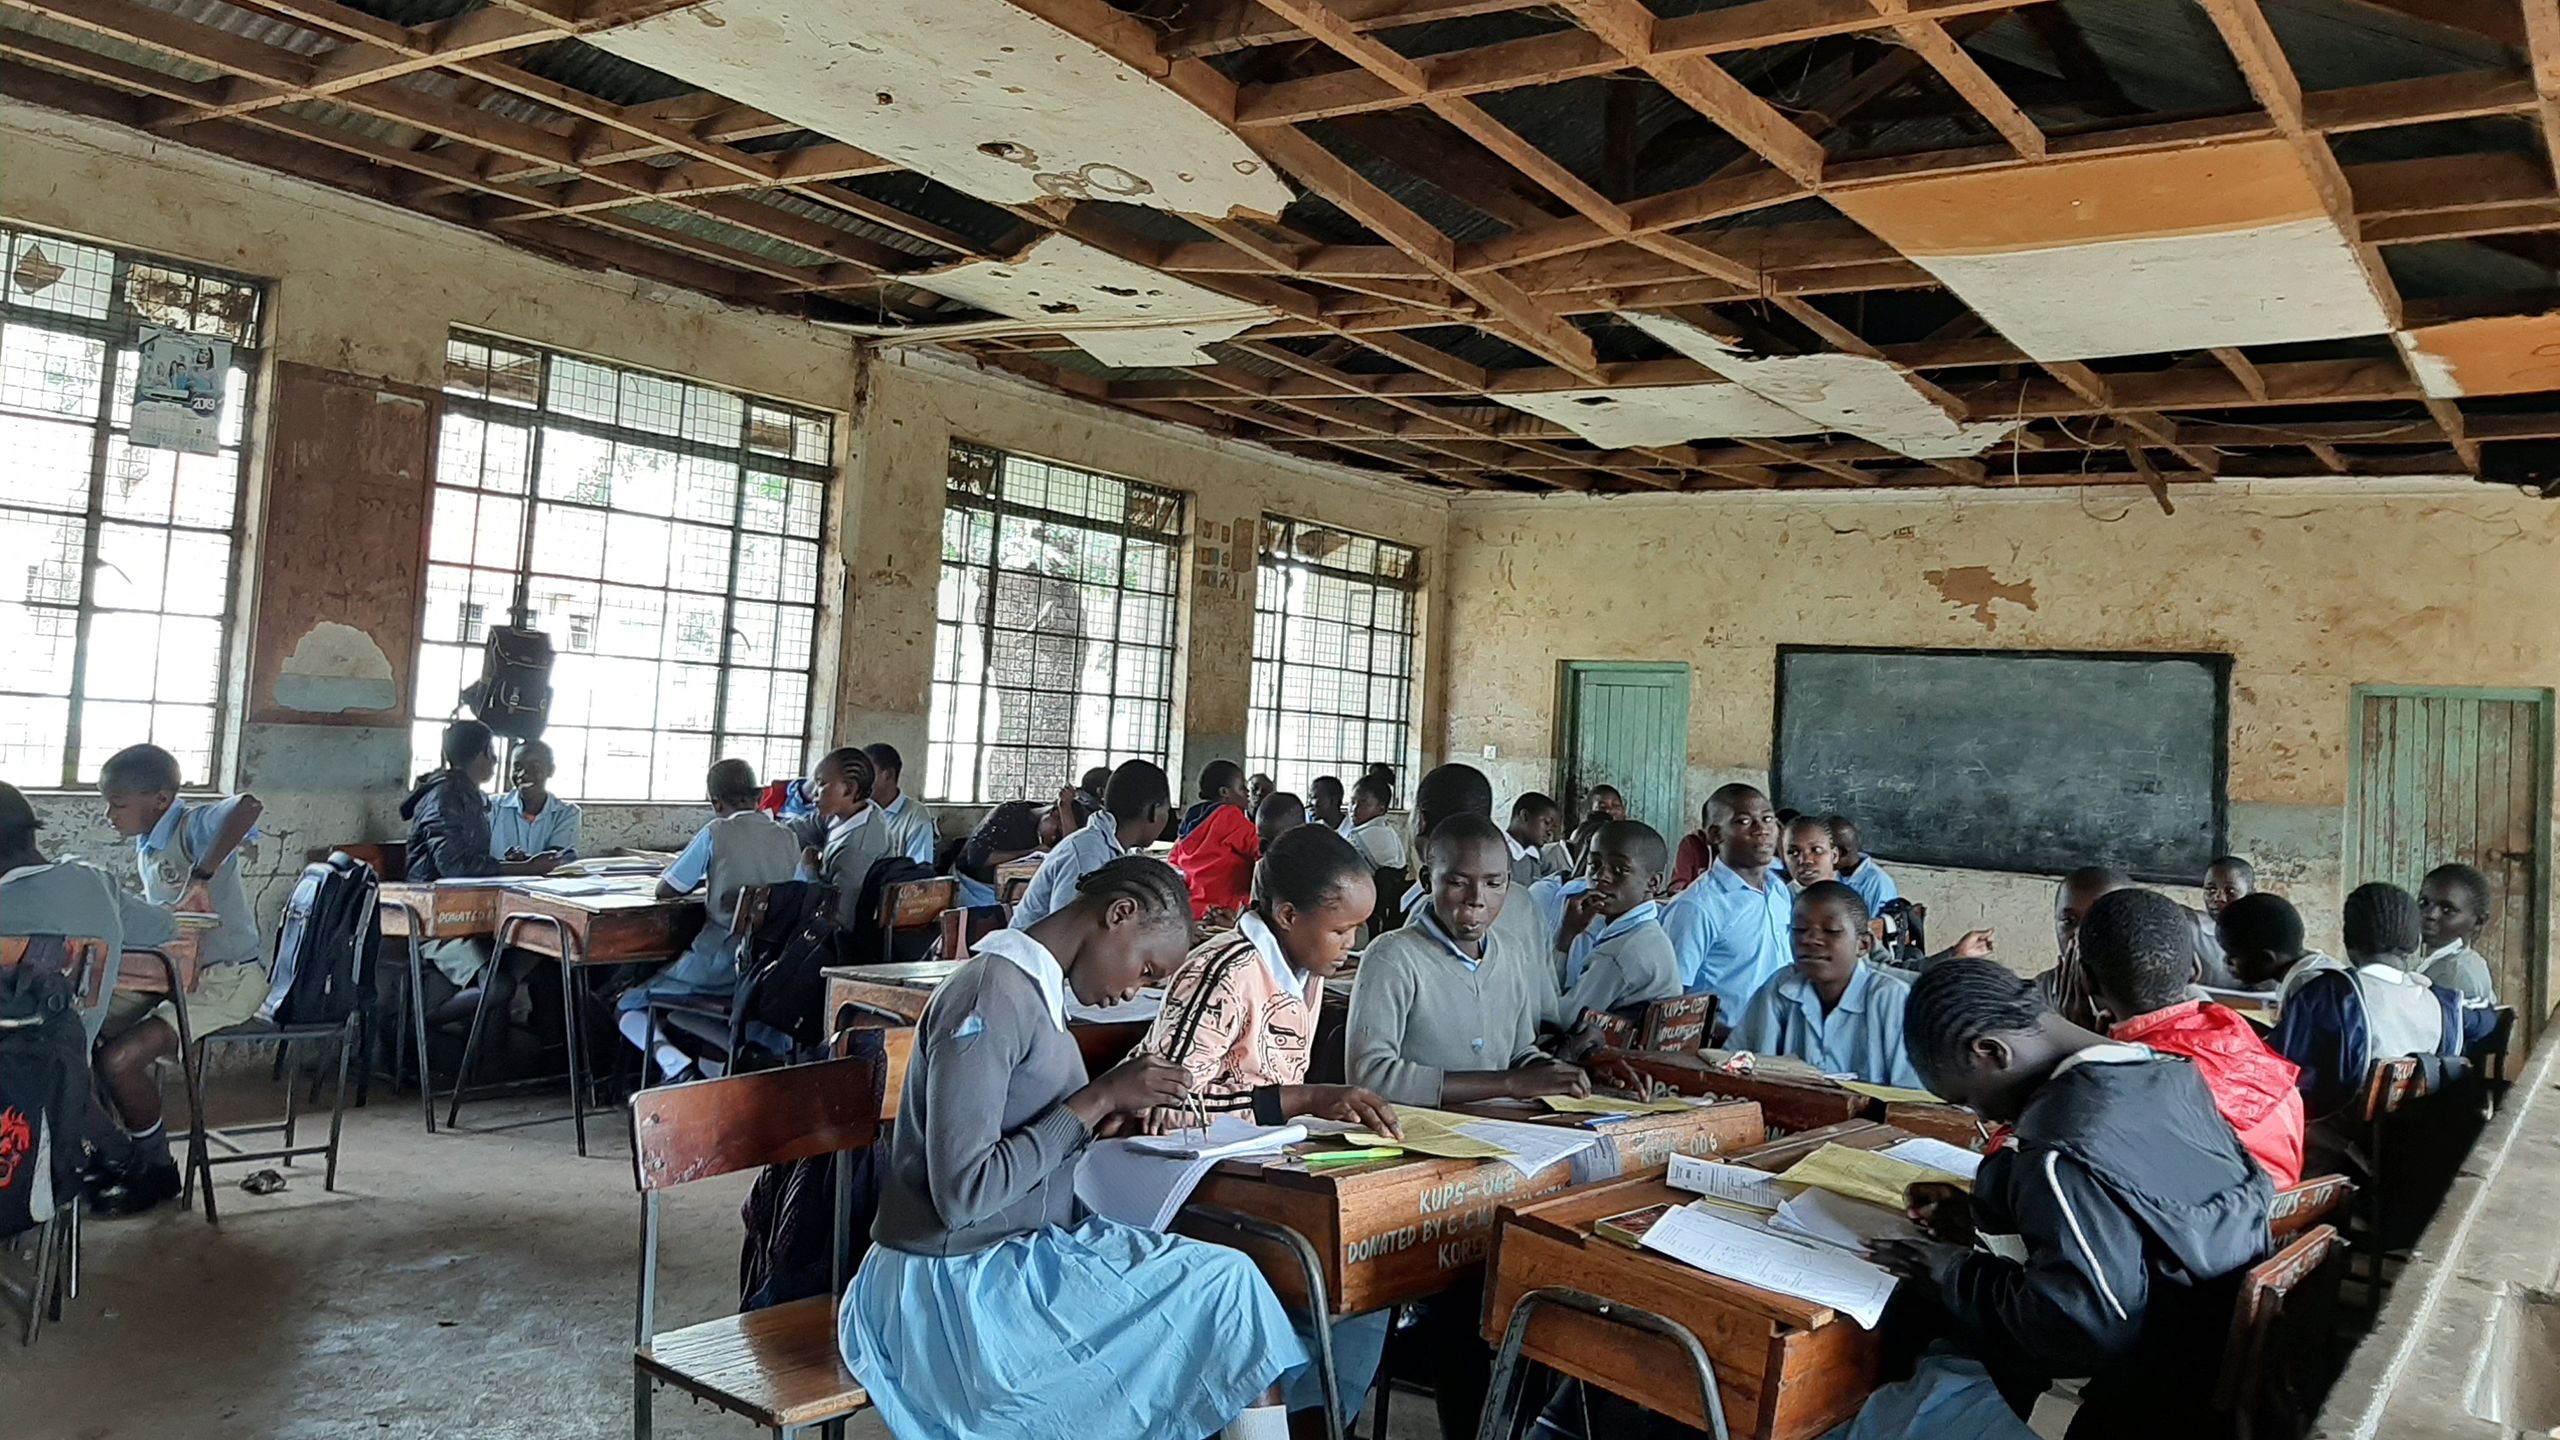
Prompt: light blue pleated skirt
<box><xmin>840</xmin><ymin>1216</ymin><xmax>1307</xmax><ymax>1440</ymax></box>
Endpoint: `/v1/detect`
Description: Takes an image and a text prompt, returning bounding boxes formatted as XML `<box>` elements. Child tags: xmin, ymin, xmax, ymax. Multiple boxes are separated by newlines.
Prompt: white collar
<box><xmin>2352</xmin><ymin>960</ymin><xmax>2426</xmax><ymax>986</ymax></box>
<box><xmin>1085</xmin><ymin>809</ymin><xmax>1129</xmax><ymax>855</ymax></box>
<box><xmin>828</xmin><ymin>805</ymin><xmax>876</xmax><ymax>842</ymax></box>
<box><xmin>1236</xmin><ymin>910</ymin><xmax>1314</xmax><ymax>1003</ymax></box>
<box><xmin>1504</xmin><ymin>830</ymin><xmax>1532</xmax><ymax>861</ymax></box>
<box><xmin>882</xmin><ymin>793</ymin><xmax>910</xmax><ymax>819</ymax></box>
<box><xmin>2423</xmin><ymin>939</ymin><xmax>2469</xmax><ymax>962</ymax></box>
<box><xmin>0</xmin><ymin>862</ymin><xmax>62</xmax><ymax>885</ymax></box>
<box><xmin>976</xmin><ymin>928</ymin><xmax>1067</xmax><ymax>1030</ymax></box>
<box><xmin>2052</xmin><ymin>1042</ymin><xmax>2154</xmax><ymax>1078</ymax></box>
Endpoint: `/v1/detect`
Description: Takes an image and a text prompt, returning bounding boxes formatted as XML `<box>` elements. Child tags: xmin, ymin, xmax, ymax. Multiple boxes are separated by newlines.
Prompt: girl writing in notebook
<box><xmin>839</xmin><ymin>856</ymin><xmax>1307</xmax><ymax>1440</ymax></box>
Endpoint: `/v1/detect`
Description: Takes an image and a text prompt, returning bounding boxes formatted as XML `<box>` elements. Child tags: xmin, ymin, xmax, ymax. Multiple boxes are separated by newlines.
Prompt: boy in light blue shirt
<box><xmin>1010</xmin><ymin>759</ymin><xmax>1170</xmax><ymax>930</ymax></box>
<box><xmin>1551</xmin><ymin>821</ymin><xmax>1681</xmax><ymax>1024</ymax></box>
<box><xmin>1830</xmin><ymin>815</ymin><xmax>1901</xmax><ymax>916</ymax></box>
<box><xmin>487</xmin><ymin>738</ymin><xmax>582</xmax><ymax>861</ymax></box>
<box><xmin>1660</xmin><ymin>783</ymin><xmax>1792</xmax><ymax>1019</ymax></box>
<box><xmin>865</xmin><ymin>742</ymin><xmax>938</xmax><ymax>867</ymax></box>
<box><xmin>1732</xmin><ymin>880</ymin><xmax>1923</xmax><ymax>1089</ymax></box>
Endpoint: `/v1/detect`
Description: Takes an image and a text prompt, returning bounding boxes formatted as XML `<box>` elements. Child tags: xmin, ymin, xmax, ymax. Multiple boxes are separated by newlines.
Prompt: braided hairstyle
<box><xmin>1904</xmin><ymin>957</ymin><xmax>2049</xmax><ymax>1084</ymax></box>
<box><xmin>818</xmin><ymin>746</ymin><xmax>875</xmax><ymax>798</ymax></box>
<box><xmin>2343</xmin><ymin>881</ymin><xmax>2421</xmax><ymax>958</ymax></box>
<box><xmin>1072</xmin><ymin>854</ymin><xmax>1193</xmax><ymax>932</ymax></box>
<box><xmin>1253</xmin><ymin>824</ymin><xmax>1369</xmax><ymax>915</ymax></box>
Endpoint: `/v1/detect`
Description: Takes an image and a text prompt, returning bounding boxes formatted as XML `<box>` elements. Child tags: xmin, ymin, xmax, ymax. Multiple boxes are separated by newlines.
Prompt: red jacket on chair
<box><xmin>2110</xmin><ymin>999</ymin><xmax>2306</xmax><ymax>1188</ymax></box>
<box><xmin>1167</xmin><ymin>803</ymin><xmax>1258</xmax><ymax>920</ymax></box>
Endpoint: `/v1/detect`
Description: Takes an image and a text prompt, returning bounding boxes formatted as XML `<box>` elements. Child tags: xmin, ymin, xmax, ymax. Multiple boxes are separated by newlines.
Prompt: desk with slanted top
<box><xmin>1181</xmin><ymin>1099</ymin><xmax>1767</xmax><ymax>1319</ymax></box>
<box><xmin>1879</xmin><ymin>1100</ymin><xmax>1988</xmax><ymax>1150</ymax></box>
<box><xmin>1613</xmin><ymin>1050</ymin><xmax>1874</xmax><ymax>1135</ymax></box>
<box><xmin>476</xmin><ymin>882</ymin><xmax>704</xmax><ymax>1155</ymax></box>
<box><xmin>1480</xmin><ymin>1125</ymin><xmax>1915</xmax><ymax>1440</ymax></box>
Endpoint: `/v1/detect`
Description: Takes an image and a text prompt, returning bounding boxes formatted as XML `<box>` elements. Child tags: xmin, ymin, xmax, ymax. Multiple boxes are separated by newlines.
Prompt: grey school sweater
<box><xmin>1347</xmin><ymin>909</ymin><xmax>1551</xmax><ymax>1106</ymax></box>
<box><xmin>870</xmin><ymin>932</ymin><xmax>1095</xmax><ymax>1257</ymax></box>
<box><xmin>1556</xmin><ymin>921</ymin><xmax>1681</xmax><ymax>1022</ymax></box>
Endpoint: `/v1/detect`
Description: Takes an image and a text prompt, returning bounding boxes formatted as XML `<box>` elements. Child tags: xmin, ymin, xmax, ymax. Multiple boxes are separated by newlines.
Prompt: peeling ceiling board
<box><xmin>1827</xmin><ymin>139</ymin><xmax>2394</xmax><ymax>361</ymax></box>
<box><xmin>905</xmin><ymin>233</ymin><xmax>1280</xmax><ymax>366</ymax></box>
<box><xmin>1625</xmin><ymin>313</ymin><xmax>2018</xmax><ymax>459</ymax></box>
<box><xmin>1493</xmin><ymin>383</ymin><xmax>1814</xmax><ymax>447</ymax></box>
<box><xmin>2395</xmin><ymin>313</ymin><xmax>2560</xmax><ymax>398</ymax></box>
<box><xmin>582</xmin><ymin>0</ymin><xmax>1293</xmax><ymax>218</ymax></box>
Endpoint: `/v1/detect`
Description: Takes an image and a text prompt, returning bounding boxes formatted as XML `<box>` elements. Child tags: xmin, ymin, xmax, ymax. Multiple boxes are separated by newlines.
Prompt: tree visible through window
<box><xmin>0</xmin><ymin>223</ymin><xmax>261</xmax><ymax>788</ymax></box>
<box><xmin>928</xmin><ymin>441</ymin><xmax>1184</xmax><ymax>805</ymax></box>
<box><xmin>419</xmin><ymin>334</ymin><xmax>833</xmax><ymax>801</ymax></box>
<box><xmin>1249</xmin><ymin>517</ymin><xmax>1420</xmax><ymax>794</ymax></box>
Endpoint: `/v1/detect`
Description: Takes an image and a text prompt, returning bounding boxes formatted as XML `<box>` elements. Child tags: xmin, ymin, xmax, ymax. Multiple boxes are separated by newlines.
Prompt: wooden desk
<box><xmin>1615</xmin><ymin>1050</ymin><xmax>1873</xmax><ymax>1135</ymax></box>
<box><xmin>821</xmin><ymin>963</ymin><xmax>1152</xmax><ymax>1122</ymax></box>
<box><xmin>1184</xmin><ymin>1099</ymin><xmax>1766</xmax><ymax>1318</ymax></box>
<box><xmin>376</xmin><ymin>880</ymin><xmax>502</xmax><ymax>939</ymax></box>
<box><xmin>1482</xmin><ymin>1165</ymin><xmax>1884</xmax><ymax>1440</ymax></box>
<box><xmin>1448</xmin><ymin>1097</ymin><xmax>1769</xmax><ymax>1176</ymax></box>
<box><xmin>481</xmin><ymin>882</ymin><xmax>705</xmax><ymax>1155</ymax></box>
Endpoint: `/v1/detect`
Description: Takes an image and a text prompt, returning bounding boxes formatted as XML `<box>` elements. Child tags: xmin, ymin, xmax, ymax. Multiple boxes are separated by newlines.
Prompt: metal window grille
<box><xmin>0</xmin><ymin>223</ymin><xmax>263</xmax><ymax>789</ymax></box>
<box><xmin>1249</xmin><ymin>517</ymin><xmax>1420</xmax><ymax>795</ymax></box>
<box><xmin>929</xmin><ymin>439</ymin><xmax>1185</xmax><ymax>805</ymax></box>
<box><xmin>422</xmin><ymin>332</ymin><xmax>834</xmax><ymax>801</ymax></box>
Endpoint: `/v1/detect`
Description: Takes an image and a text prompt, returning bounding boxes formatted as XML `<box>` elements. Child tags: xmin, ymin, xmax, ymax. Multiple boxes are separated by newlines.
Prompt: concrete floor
<box><xmin>5</xmin><ymin>1075</ymin><xmax>1453</xmax><ymax>1440</ymax></box>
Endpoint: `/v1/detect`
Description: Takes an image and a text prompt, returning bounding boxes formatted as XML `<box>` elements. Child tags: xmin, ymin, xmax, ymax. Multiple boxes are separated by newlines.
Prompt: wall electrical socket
<box><xmin>1481</xmin><ymin>745</ymin><xmax>1499</xmax><ymax>760</ymax></box>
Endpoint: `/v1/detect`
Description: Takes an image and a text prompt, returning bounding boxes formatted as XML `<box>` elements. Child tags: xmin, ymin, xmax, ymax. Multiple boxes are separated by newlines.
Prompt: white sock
<box><xmin>617</xmin><ymin>1010</ymin><xmax>652</xmax><ymax>1053</ymax></box>
<box><xmin>1222</xmin><ymin>1405</ymin><xmax>1287</xmax><ymax>1440</ymax></box>
<box><xmin>697</xmin><ymin>1057</ymin><xmax>727</xmax><ymax>1079</ymax></box>
<box><xmin>652</xmin><ymin>1043</ymin><xmax>692</xmax><ymax>1080</ymax></box>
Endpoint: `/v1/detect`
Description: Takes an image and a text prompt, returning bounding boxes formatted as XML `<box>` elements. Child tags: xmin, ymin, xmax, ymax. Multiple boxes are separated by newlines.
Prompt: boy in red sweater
<box><xmin>2081</xmin><ymin>888</ymin><xmax>2304</xmax><ymax>1187</ymax></box>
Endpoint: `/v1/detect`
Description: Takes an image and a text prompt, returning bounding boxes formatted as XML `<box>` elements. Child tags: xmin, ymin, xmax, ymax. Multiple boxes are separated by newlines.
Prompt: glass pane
<box><xmin>94</xmin><ymin>523</ymin><xmax>168</xmax><ymax>611</ymax></box>
<box><xmin>7</xmin><ymin>233</ymin><xmax>115</xmax><ymax>320</ymax></box>
<box><xmin>0</xmin><ymin>414</ymin><xmax>93</xmax><ymax>512</ymax></box>
<box><xmin>0</xmin><ymin>322</ymin><xmax>105</xmax><ymax>418</ymax></box>
<box><xmin>0</xmin><ymin>695</ymin><xmax>69</xmax><ymax>780</ymax></box>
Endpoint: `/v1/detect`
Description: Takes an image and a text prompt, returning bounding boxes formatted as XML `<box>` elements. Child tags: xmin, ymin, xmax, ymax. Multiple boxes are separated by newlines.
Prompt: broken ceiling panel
<box><xmin>904</xmin><ymin>233</ymin><xmax>1280</xmax><ymax>367</ymax></box>
<box><xmin>582</xmin><ymin>0</ymin><xmax>1293</xmax><ymax>219</ymax></box>
<box><xmin>2394</xmin><ymin>312</ymin><xmax>2560</xmax><ymax>398</ymax></box>
<box><xmin>1625</xmin><ymin>313</ymin><xmax>2019</xmax><ymax>459</ymax></box>
<box><xmin>1828</xmin><ymin>139</ymin><xmax>2394</xmax><ymax>361</ymax></box>
<box><xmin>1494</xmin><ymin>383</ymin><xmax>1812</xmax><ymax>447</ymax></box>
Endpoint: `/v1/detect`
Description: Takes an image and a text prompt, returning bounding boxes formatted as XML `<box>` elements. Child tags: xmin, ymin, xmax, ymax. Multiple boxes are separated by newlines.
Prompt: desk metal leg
<box><xmin>560</xmin><ymin>937</ymin><xmax>591</xmax><ymax>1157</ymax></box>
<box><xmin>1478</xmin><ymin>1287</ymin><xmax>1728</xmax><ymax>1440</ymax></box>
<box><xmin>383</xmin><ymin>902</ymin><xmax>435</xmax><ymax>1132</ymax></box>
<box><xmin>1181</xmin><ymin>1203</ymin><xmax>1345</xmax><ymax>1440</ymax></box>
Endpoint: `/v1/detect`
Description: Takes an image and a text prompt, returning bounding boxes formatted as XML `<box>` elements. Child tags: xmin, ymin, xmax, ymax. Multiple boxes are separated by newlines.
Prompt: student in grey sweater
<box><xmin>841</xmin><ymin>856</ymin><xmax>1309</xmax><ymax>1440</ymax></box>
<box><xmin>1347</xmin><ymin>815</ymin><xmax>1591</xmax><ymax>1108</ymax></box>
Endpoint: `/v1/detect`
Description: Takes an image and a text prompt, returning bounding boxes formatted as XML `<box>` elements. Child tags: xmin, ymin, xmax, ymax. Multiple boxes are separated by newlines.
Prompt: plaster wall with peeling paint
<box><xmin>1440</xmin><ymin>482</ymin><xmax>2560</xmax><ymax>972</ymax></box>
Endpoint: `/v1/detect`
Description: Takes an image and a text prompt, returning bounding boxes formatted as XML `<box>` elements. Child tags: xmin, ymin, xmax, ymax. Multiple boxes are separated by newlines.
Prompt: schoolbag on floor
<box><xmin>0</xmin><ymin>957</ymin><xmax>89</xmax><ymax>1240</ymax></box>
<box><xmin>262</xmin><ymin>852</ymin><xmax>381</xmax><ymax>1027</ymax></box>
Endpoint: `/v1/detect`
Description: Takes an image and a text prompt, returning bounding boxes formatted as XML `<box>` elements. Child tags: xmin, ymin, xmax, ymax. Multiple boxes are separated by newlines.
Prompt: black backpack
<box><xmin>731</xmin><ymin>881</ymin><xmax>848</xmax><ymax>1065</ymax></box>
<box><xmin>261</xmin><ymin>852</ymin><xmax>381</xmax><ymax>1027</ymax></box>
<box><xmin>849</xmin><ymin>856</ymin><xmax>936</xmax><ymax>966</ymax></box>
<box><xmin>0</xmin><ymin>956</ymin><xmax>89</xmax><ymax>1240</ymax></box>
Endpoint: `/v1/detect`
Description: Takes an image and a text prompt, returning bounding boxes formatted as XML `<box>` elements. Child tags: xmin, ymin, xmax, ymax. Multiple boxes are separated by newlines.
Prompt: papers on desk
<box><xmin>1768</xmin><ymin>1187</ymin><xmax>1927</xmax><ymax>1256</ymax></box>
<box><xmin>435</xmin><ymin>876</ymin><xmax>516</xmax><ymax>889</ymax></box>
<box><xmin>1348</xmin><ymin>1106</ymin><xmax>1600</xmax><ymax>1180</ymax></box>
<box><xmin>1666</xmin><ymin>1154</ymin><xmax>1792</xmax><ymax>1213</ymax></box>
<box><xmin>1077</xmin><ymin>1122</ymin><xmax>1298</xmax><ymax>1230</ymax></box>
<box><xmin>1541</xmin><ymin>1093</ymin><xmax>1698</xmax><ymax>1116</ymax></box>
<box><xmin>1835</xmin><ymin>1080</ymin><xmax>1945</xmax><ymax>1105</ymax></box>
<box><xmin>1636</xmin><ymin>1202</ymin><xmax>1899</xmax><ymax>1329</ymax></box>
<box><xmin>1064</xmin><ymin>986</ymin><xmax>1165</xmax><ymax>1025</ymax></box>
<box><xmin>516</xmin><ymin>877</ymin><xmax>636</xmax><ymax>896</ymax></box>
<box><xmin>1774</xmin><ymin>1143</ymin><xmax>1972</xmax><ymax>1209</ymax></box>
<box><xmin>1129</xmin><ymin>1117</ymin><xmax>1307</xmax><ymax>1161</ymax></box>
<box><xmin>1878</xmin><ymin>1136</ymin><xmax>1986</xmax><ymax>1183</ymax></box>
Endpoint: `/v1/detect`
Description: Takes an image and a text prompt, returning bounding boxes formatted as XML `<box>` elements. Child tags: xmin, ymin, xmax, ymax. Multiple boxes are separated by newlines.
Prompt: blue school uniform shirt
<box><xmin>1659</xmin><ymin>860</ymin><xmax>1792</xmax><ymax>1017</ymax></box>
<box><xmin>878</xmin><ymin>792</ymin><xmax>937</xmax><ymax>867</ymax></box>
<box><xmin>135</xmin><ymin>794</ymin><xmax>262</xmax><ymax>966</ymax></box>
<box><xmin>1010</xmin><ymin>812</ymin><xmax>1127</xmax><ymax>930</ymax></box>
<box><xmin>1841</xmin><ymin>858</ymin><xmax>1900</xmax><ymax>914</ymax></box>
<box><xmin>1730</xmin><ymin>962</ymin><xmax>1924</xmax><ymax>1089</ymax></box>
<box><xmin>952</xmin><ymin>871</ymin><xmax>999</xmax><ymax>910</ymax></box>
<box><xmin>489</xmin><ymin>790</ymin><xmax>582</xmax><ymax>859</ymax></box>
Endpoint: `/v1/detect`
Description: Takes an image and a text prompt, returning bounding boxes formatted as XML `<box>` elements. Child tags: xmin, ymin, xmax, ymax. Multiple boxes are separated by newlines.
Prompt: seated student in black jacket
<box><xmin>400</xmin><ymin>719</ymin><xmax>566</xmax><ymax>1029</ymax></box>
<box><xmin>1871</xmin><ymin>958</ymin><xmax>2273</xmax><ymax>1440</ymax></box>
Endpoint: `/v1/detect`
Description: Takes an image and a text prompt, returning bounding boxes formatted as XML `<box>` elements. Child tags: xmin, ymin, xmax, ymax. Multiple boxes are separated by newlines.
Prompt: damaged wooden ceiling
<box><xmin>7</xmin><ymin>0</ymin><xmax>2560</xmax><ymax>493</ymax></box>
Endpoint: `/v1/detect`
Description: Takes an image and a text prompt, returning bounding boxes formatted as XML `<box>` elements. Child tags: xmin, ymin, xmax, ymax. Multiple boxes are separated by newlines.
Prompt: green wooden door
<box><xmin>2346</xmin><ymin>686</ymin><xmax>2555</xmax><ymax>1040</ymax></box>
<box><xmin>1558</xmin><ymin>663</ymin><xmax>1691</xmax><ymax>832</ymax></box>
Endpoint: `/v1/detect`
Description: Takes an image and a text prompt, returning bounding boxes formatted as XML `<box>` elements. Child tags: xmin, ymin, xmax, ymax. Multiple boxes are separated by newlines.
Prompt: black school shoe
<box><xmin>88</xmin><ymin>1158</ymin><xmax>182</xmax><ymax>1218</ymax></box>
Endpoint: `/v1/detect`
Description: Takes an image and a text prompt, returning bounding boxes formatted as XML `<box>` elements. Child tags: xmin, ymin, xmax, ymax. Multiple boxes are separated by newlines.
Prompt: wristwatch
<box><xmin>189</xmin><ymin>865</ymin><xmax>217</xmax><ymax>884</ymax></box>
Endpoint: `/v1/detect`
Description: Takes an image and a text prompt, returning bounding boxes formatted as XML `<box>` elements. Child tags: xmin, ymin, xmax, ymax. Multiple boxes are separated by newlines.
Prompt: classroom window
<box><xmin>421</xmin><ymin>334</ymin><xmax>834</xmax><ymax>802</ymax></box>
<box><xmin>929</xmin><ymin>440</ymin><xmax>1185</xmax><ymax>805</ymax></box>
<box><xmin>1248</xmin><ymin>517</ymin><xmax>1420</xmax><ymax>794</ymax></box>
<box><xmin>0</xmin><ymin>224</ymin><xmax>262</xmax><ymax>789</ymax></box>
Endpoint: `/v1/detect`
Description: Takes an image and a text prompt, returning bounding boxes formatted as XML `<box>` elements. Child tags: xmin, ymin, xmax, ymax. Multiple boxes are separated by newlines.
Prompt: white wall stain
<box><xmin>273</xmin><ymin>620</ymin><xmax>398</xmax><ymax>714</ymax></box>
<box><xmin>583</xmin><ymin>0</ymin><xmax>1292</xmax><ymax>219</ymax></box>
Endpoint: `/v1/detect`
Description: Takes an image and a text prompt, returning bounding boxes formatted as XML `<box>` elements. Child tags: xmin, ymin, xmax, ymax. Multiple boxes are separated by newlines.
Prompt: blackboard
<box><xmin>1772</xmin><ymin>647</ymin><xmax>2228</xmax><ymax>882</ymax></box>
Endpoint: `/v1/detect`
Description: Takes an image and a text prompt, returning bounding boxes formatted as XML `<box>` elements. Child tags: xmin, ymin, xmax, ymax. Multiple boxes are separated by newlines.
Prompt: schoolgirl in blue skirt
<box><xmin>839</xmin><ymin>855</ymin><xmax>1306</xmax><ymax>1440</ymax></box>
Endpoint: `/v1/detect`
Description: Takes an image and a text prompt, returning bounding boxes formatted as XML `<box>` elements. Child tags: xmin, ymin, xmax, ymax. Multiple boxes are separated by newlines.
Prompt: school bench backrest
<box><xmin>2266</xmin><ymin>1176</ymin><xmax>2352</xmax><ymax>1240</ymax></box>
<box><xmin>629</xmin><ymin>1054</ymin><xmax>880</xmax><ymax>1193</ymax></box>
<box><xmin>2213</xmin><ymin>1223</ymin><xmax>2347</xmax><ymax>1440</ymax></box>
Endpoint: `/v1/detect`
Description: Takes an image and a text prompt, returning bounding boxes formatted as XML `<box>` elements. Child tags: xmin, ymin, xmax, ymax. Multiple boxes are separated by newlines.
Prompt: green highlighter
<box><xmin>1302</xmin><ymin>1147</ymin><xmax>1405</xmax><ymax>1167</ymax></box>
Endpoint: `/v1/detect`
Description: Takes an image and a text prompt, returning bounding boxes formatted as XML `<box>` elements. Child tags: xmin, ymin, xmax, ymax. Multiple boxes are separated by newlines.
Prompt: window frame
<box><xmin>0</xmin><ymin>222</ymin><xmax>264</xmax><ymax>790</ymax></box>
<box><xmin>928</xmin><ymin>439</ymin><xmax>1187</xmax><ymax>806</ymax></box>
<box><xmin>1247</xmin><ymin>515</ymin><xmax>1423</xmax><ymax>796</ymax></box>
<box><xmin>421</xmin><ymin>330</ymin><xmax>836</xmax><ymax>803</ymax></box>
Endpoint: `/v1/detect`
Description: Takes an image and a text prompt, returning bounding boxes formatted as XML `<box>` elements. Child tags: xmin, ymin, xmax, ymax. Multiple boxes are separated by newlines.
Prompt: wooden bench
<box><xmin>2212</xmin><ymin>1223</ymin><xmax>2348</xmax><ymax>1440</ymax></box>
<box><xmin>629</xmin><ymin>1054</ymin><xmax>880</xmax><ymax>1439</ymax></box>
<box><xmin>878</xmin><ymin>876</ymin><xmax>954</xmax><ymax>963</ymax></box>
